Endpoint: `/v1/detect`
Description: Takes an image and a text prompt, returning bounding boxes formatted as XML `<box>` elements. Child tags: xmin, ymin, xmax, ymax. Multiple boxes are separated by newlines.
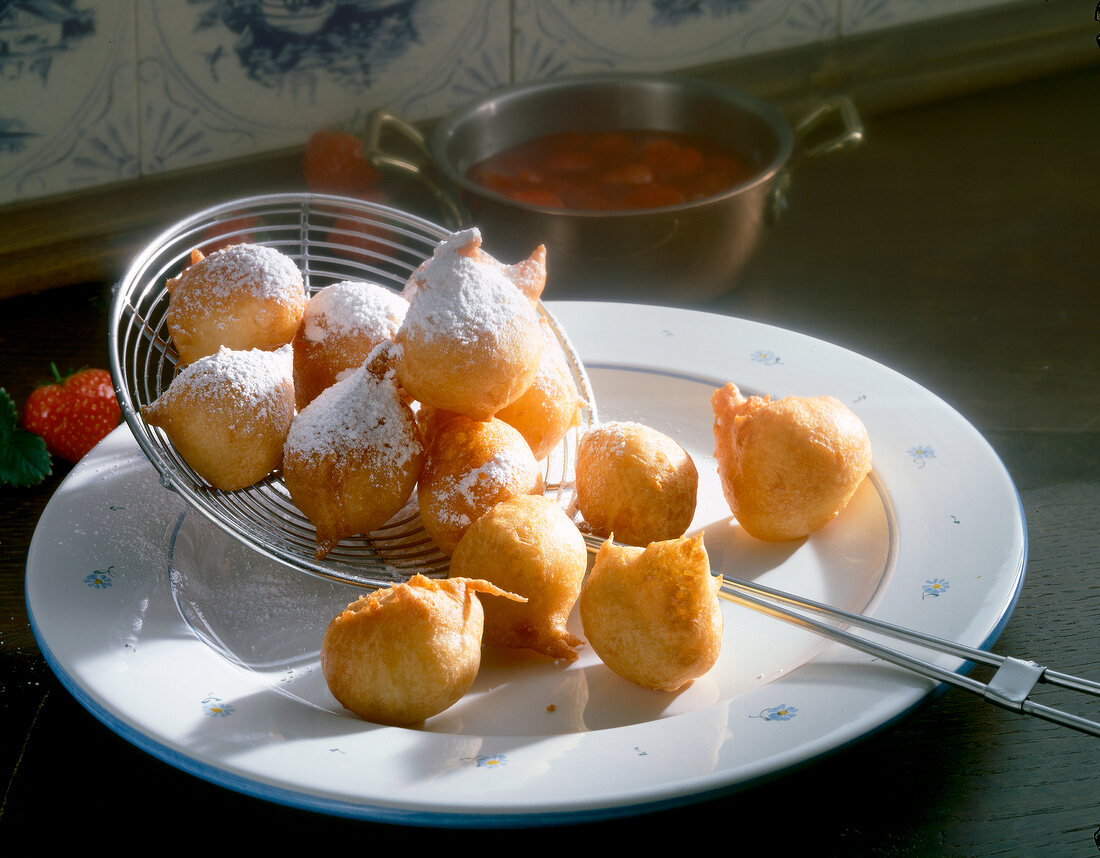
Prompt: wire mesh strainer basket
<box><xmin>109</xmin><ymin>193</ymin><xmax>597</xmax><ymax>589</ymax></box>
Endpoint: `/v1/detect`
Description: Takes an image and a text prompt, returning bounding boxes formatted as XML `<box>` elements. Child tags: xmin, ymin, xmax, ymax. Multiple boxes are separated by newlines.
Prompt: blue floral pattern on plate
<box><xmin>750</xmin><ymin>349</ymin><xmax>781</xmax><ymax>365</ymax></box>
<box><xmin>909</xmin><ymin>445</ymin><xmax>936</xmax><ymax>467</ymax></box>
<box><xmin>753</xmin><ymin>704</ymin><xmax>798</xmax><ymax>721</ymax></box>
<box><xmin>202</xmin><ymin>693</ymin><xmax>235</xmax><ymax>717</ymax></box>
<box><xmin>83</xmin><ymin>565</ymin><xmax>115</xmax><ymax>589</ymax></box>
<box><xmin>922</xmin><ymin>578</ymin><xmax>950</xmax><ymax>599</ymax></box>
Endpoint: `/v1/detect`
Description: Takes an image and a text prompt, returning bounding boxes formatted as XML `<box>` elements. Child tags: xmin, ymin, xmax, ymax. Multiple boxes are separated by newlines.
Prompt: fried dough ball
<box><xmin>417</xmin><ymin>416</ymin><xmax>544</xmax><ymax>555</ymax></box>
<box><xmin>283</xmin><ymin>344</ymin><xmax>424</xmax><ymax>560</ymax></box>
<box><xmin>449</xmin><ymin>494</ymin><xmax>587</xmax><ymax>662</ymax></box>
<box><xmin>165</xmin><ymin>244</ymin><xmax>306</xmax><ymax>365</ymax></box>
<box><xmin>575</xmin><ymin>421</ymin><xmax>698</xmax><ymax>546</ymax></box>
<box><xmin>321</xmin><ymin>574</ymin><xmax>524</xmax><ymax>726</ymax></box>
<box><xmin>141</xmin><ymin>345</ymin><xmax>294</xmax><ymax>490</ymax></box>
<box><xmin>415</xmin><ymin>320</ymin><xmax>582</xmax><ymax>462</ymax></box>
<box><xmin>711</xmin><ymin>382</ymin><xmax>872</xmax><ymax>541</ymax></box>
<box><xmin>395</xmin><ymin>228</ymin><xmax>542</xmax><ymax>421</ymax></box>
<box><xmin>580</xmin><ymin>535</ymin><xmax>722</xmax><ymax>692</ymax></box>
<box><xmin>495</xmin><ymin>318</ymin><xmax>584</xmax><ymax>460</ymax></box>
<box><xmin>292</xmin><ymin>279</ymin><xmax>408</xmax><ymax>410</ymax></box>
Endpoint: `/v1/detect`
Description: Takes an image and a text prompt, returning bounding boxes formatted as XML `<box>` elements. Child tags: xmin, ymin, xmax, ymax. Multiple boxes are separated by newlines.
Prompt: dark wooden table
<box><xmin>2</xmin><ymin>66</ymin><xmax>1098</xmax><ymax>850</ymax></box>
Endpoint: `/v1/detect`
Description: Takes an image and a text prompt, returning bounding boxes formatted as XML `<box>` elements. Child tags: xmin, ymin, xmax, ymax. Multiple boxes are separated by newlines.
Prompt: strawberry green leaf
<box><xmin>0</xmin><ymin>388</ymin><xmax>52</xmax><ymax>486</ymax></box>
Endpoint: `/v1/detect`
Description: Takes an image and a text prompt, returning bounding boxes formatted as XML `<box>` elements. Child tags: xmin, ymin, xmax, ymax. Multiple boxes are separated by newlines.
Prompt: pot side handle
<box><xmin>767</xmin><ymin>95</ymin><xmax>864</xmax><ymax>224</ymax></box>
<box><xmin>364</xmin><ymin>109</ymin><xmax>469</xmax><ymax>228</ymax></box>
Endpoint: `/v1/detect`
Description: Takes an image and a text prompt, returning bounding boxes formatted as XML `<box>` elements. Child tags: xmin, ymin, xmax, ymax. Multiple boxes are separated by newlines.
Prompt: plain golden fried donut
<box><xmin>575</xmin><ymin>421</ymin><xmax>698</xmax><ymax>546</ymax></box>
<box><xmin>449</xmin><ymin>494</ymin><xmax>587</xmax><ymax>662</ymax></box>
<box><xmin>580</xmin><ymin>535</ymin><xmax>722</xmax><ymax>692</ymax></box>
<box><xmin>711</xmin><ymin>382</ymin><xmax>872</xmax><ymax>541</ymax></box>
<box><xmin>321</xmin><ymin>574</ymin><xmax>523</xmax><ymax>725</ymax></box>
<box><xmin>495</xmin><ymin>317</ymin><xmax>583</xmax><ymax>460</ymax></box>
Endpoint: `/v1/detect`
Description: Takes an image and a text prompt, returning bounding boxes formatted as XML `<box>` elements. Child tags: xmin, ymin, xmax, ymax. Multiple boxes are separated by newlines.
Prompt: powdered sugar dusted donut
<box><xmin>165</xmin><ymin>244</ymin><xmax>306</xmax><ymax>365</ymax></box>
<box><xmin>141</xmin><ymin>345</ymin><xmax>295</xmax><ymax>491</ymax></box>
<box><xmin>292</xmin><ymin>279</ymin><xmax>408</xmax><ymax>410</ymax></box>
<box><xmin>417</xmin><ymin>415</ymin><xmax>544</xmax><ymax>555</ymax></box>
<box><xmin>402</xmin><ymin>237</ymin><xmax>546</xmax><ymax>305</ymax></box>
<box><xmin>283</xmin><ymin>343</ymin><xmax>424</xmax><ymax>560</ymax></box>
<box><xmin>395</xmin><ymin>229</ymin><xmax>542</xmax><ymax>421</ymax></box>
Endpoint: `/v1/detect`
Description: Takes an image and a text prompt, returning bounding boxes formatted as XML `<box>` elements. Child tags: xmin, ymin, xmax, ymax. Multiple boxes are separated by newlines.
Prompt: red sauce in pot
<box><xmin>466</xmin><ymin>129</ymin><xmax>756</xmax><ymax>212</ymax></box>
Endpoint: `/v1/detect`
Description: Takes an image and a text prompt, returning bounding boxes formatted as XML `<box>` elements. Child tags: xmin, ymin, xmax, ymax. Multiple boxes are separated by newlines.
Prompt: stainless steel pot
<box><xmin>366</xmin><ymin>74</ymin><xmax>862</xmax><ymax>301</ymax></box>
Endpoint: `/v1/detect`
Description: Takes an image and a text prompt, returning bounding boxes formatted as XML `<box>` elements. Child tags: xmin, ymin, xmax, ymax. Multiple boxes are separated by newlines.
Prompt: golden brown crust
<box><xmin>579</xmin><ymin>534</ymin><xmax>722</xmax><ymax>692</ymax></box>
<box><xmin>575</xmin><ymin>421</ymin><xmax>698</xmax><ymax>546</ymax></box>
<box><xmin>495</xmin><ymin>318</ymin><xmax>583</xmax><ymax>460</ymax></box>
<box><xmin>321</xmin><ymin>574</ymin><xmax>522</xmax><ymax>725</ymax></box>
<box><xmin>449</xmin><ymin>494</ymin><xmax>586</xmax><ymax>662</ymax></box>
<box><xmin>711</xmin><ymin>382</ymin><xmax>872</xmax><ymax>541</ymax></box>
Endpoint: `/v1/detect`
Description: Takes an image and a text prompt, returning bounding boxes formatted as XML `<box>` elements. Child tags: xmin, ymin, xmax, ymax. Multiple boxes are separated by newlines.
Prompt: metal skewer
<box><xmin>718</xmin><ymin>573</ymin><xmax>1100</xmax><ymax>737</ymax></box>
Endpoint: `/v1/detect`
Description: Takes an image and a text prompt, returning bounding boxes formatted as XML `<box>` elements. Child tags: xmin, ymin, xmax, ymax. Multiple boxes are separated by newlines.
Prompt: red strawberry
<box><xmin>303</xmin><ymin>129</ymin><xmax>382</xmax><ymax>196</ymax></box>
<box><xmin>22</xmin><ymin>365</ymin><xmax>121</xmax><ymax>463</ymax></box>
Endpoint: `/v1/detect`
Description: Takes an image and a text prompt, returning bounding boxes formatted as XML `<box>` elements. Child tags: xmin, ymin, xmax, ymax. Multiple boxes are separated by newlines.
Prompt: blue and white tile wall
<box><xmin>0</xmin><ymin>0</ymin><xmax>1023</xmax><ymax>208</ymax></box>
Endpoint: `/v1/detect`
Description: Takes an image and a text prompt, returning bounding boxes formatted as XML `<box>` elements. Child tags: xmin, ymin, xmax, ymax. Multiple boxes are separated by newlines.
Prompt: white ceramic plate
<box><xmin>26</xmin><ymin>301</ymin><xmax>1026</xmax><ymax>827</ymax></box>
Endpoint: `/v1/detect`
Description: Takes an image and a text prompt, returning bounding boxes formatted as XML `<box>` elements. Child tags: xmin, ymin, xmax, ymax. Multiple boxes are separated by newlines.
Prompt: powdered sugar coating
<box><xmin>155</xmin><ymin>345</ymin><xmax>294</xmax><ymax>432</ymax></box>
<box><xmin>140</xmin><ymin>345</ymin><xmax>295</xmax><ymax>490</ymax></box>
<box><xmin>170</xmin><ymin>243</ymin><xmax>304</xmax><ymax>306</ymax></box>
<box><xmin>285</xmin><ymin>344</ymin><xmax>420</xmax><ymax>472</ymax></box>
<box><xmin>418</xmin><ymin>416</ymin><xmax>544</xmax><ymax>554</ymax></box>
<box><xmin>302</xmin><ymin>280</ymin><xmax>407</xmax><ymax>342</ymax></box>
<box><xmin>429</xmin><ymin>442</ymin><xmax>539</xmax><ymax>529</ymax></box>
<box><xmin>293</xmin><ymin>281</ymin><xmax>408</xmax><ymax>410</ymax></box>
<box><xmin>582</xmin><ymin>421</ymin><xmax>637</xmax><ymax>457</ymax></box>
<box><xmin>396</xmin><ymin>229</ymin><xmax>542</xmax><ymax>420</ymax></box>
<box><xmin>166</xmin><ymin>243</ymin><xmax>306</xmax><ymax>364</ymax></box>
<box><xmin>401</xmin><ymin>228</ymin><xmax>537</xmax><ymax>348</ymax></box>
<box><xmin>283</xmin><ymin>343</ymin><xmax>425</xmax><ymax>557</ymax></box>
